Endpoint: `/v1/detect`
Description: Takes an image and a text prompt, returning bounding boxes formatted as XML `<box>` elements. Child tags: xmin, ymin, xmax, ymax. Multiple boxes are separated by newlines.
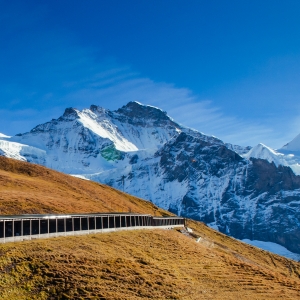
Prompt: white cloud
<box><xmin>60</xmin><ymin>69</ymin><xmax>293</xmax><ymax>148</ymax></box>
<box><xmin>0</xmin><ymin>44</ymin><xmax>296</xmax><ymax>149</ymax></box>
<box><xmin>0</xmin><ymin>5</ymin><xmax>298</xmax><ymax>150</ymax></box>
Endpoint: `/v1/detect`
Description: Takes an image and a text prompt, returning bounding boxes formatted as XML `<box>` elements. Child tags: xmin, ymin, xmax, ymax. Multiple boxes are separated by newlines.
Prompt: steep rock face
<box><xmin>86</xmin><ymin>130</ymin><xmax>300</xmax><ymax>253</ymax></box>
<box><xmin>225</xmin><ymin>143</ymin><xmax>252</xmax><ymax>155</ymax></box>
<box><xmin>11</xmin><ymin>107</ymin><xmax>117</xmax><ymax>173</ymax></box>
<box><xmin>1</xmin><ymin>102</ymin><xmax>300</xmax><ymax>254</ymax></box>
<box><xmin>115</xmin><ymin>101</ymin><xmax>173</xmax><ymax>126</ymax></box>
<box><xmin>243</xmin><ymin>159</ymin><xmax>300</xmax><ymax>252</ymax></box>
<box><xmin>110</xmin><ymin>102</ymin><xmax>182</xmax><ymax>150</ymax></box>
<box><xmin>248</xmin><ymin>158</ymin><xmax>300</xmax><ymax>193</ymax></box>
<box><xmin>6</xmin><ymin>102</ymin><xmax>184</xmax><ymax>174</ymax></box>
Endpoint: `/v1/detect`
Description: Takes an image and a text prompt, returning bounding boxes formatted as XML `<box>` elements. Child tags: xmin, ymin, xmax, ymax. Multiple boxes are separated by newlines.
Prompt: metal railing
<box><xmin>0</xmin><ymin>213</ymin><xmax>185</xmax><ymax>243</ymax></box>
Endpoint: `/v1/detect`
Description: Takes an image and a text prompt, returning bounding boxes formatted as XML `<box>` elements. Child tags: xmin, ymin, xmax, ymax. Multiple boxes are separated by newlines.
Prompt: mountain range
<box><xmin>1</xmin><ymin>101</ymin><xmax>300</xmax><ymax>255</ymax></box>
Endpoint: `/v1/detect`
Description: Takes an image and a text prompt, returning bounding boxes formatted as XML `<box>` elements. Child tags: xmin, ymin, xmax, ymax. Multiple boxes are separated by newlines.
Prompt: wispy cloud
<box><xmin>0</xmin><ymin>2</ymin><xmax>298</xmax><ymax>149</ymax></box>
<box><xmin>0</xmin><ymin>39</ymin><xmax>295</xmax><ymax>148</ymax></box>
<box><xmin>60</xmin><ymin>70</ymin><xmax>292</xmax><ymax>148</ymax></box>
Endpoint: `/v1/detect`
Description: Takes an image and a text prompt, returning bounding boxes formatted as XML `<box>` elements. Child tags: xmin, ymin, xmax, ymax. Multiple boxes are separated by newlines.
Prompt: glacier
<box><xmin>241</xmin><ymin>239</ymin><xmax>300</xmax><ymax>261</ymax></box>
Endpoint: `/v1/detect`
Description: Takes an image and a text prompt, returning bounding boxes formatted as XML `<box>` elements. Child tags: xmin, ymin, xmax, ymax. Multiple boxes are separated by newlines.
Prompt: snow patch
<box><xmin>78</xmin><ymin>110</ymin><xmax>138</xmax><ymax>152</ymax></box>
<box><xmin>244</xmin><ymin>143</ymin><xmax>300</xmax><ymax>175</ymax></box>
<box><xmin>71</xmin><ymin>174</ymin><xmax>90</xmax><ymax>181</ymax></box>
<box><xmin>0</xmin><ymin>133</ymin><xmax>10</xmax><ymax>138</ymax></box>
<box><xmin>281</xmin><ymin>133</ymin><xmax>300</xmax><ymax>152</ymax></box>
<box><xmin>207</xmin><ymin>222</ymin><xmax>219</xmax><ymax>231</ymax></box>
<box><xmin>242</xmin><ymin>239</ymin><xmax>300</xmax><ymax>261</ymax></box>
<box><xmin>243</xmin><ymin>143</ymin><xmax>286</xmax><ymax>166</ymax></box>
<box><xmin>0</xmin><ymin>139</ymin><xmax>46</xmax><ymax>162</ymax></box>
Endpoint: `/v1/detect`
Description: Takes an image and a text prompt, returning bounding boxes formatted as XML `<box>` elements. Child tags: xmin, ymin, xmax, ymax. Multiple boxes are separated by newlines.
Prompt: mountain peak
<box><xmin>62</xmin><ymin>107</ymin><xmax>80</xmax><ymax>120</ymax></box>
<box><xmin>244</xmin><ymin>142</ymin><xmax>286</xmax><ymax>167</ymax></box>
<box><xmin>89</xmin><ymin>104</ymin><xmax>107</xmax><ymax>115</ymax></box>
<box><xmin>281</xmin><ymin>133</ymin><xmax>300</xmax><ymax>152</ymax></box>
<box><xmin>115</xmin><ymin>101</ymin><xmax>169</xmax><ymax>121</ymax></box>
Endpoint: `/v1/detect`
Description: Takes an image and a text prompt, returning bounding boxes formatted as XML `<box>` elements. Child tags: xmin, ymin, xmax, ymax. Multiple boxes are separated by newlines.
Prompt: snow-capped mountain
<box><xmin>244</xmin><ymin>142</ymin><xmax>300</xmax><ymax>175</ymax></box>
<box><xmin>4</xmin><ymin>102</ymin><xmax>182</xmax><ymax>174</ymax></box>
<box><xmin>1</xmin><ymin>101</ymin><xmax>300</xmax><ymax>255</ymax></box>
<box><xmin>281</xmin><ymin>133</ymin><xmax>300</xmax><ymax>152</ymax></box>
<box><xmin>243</xmin><ymin>143</ymin><xmax>287</xmax><ymax>167</ymax></box>
<box><xmin>88</xmin><ymin>130</ymin><xmax>300</xmax><ymax>254</ymax></box>
<box><xmin>0</xmin><ymin>138</ymin><xmax>46</xmax><ymax>164</ymax></box>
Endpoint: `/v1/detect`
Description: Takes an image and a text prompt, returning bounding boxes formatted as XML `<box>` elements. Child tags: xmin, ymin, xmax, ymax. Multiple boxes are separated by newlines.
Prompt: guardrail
<box><xmin>0</xmin><ymin>213</ymin><xmax>185</xmax><ymax>243</ymax></box>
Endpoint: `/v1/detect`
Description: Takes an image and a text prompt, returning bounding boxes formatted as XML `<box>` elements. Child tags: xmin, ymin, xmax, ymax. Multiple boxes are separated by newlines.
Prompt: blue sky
<box><xmin>1</xmin><ymin>0</ymin><xmax>300</xmax><ymax>148</ymax></box>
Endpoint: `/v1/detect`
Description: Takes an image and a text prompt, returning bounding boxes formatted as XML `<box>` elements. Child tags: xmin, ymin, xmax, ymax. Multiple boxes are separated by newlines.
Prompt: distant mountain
<box><xmin>281</xmin><ymin>133</ymin><xmax>300</xmax><ymax>152</ymax></box>
<box><xmin>245</xmin><ymin>140</ymin><xmax>300</xmax><ymax>175</ymax></box>
<box><xmin>1</xmin><ymin>101</ymin><xmax>300</xmax><ymax>255</ymax></box>
<box><xmin>243</xmin><ymin>143</ymin><xmax>287</xmax><ymax>167</ymax></box>
<box><xmin>3</xmin><ymin>102</ymin><xmax>182</xmax><ymax>174</ymax></box>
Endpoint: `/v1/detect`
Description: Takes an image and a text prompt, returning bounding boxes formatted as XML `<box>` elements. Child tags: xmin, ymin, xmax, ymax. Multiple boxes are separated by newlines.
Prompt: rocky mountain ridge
<box><xmin>0</xmin><ymin>101</ymin><xmax>300</xmax><ymax>255</ymax></box>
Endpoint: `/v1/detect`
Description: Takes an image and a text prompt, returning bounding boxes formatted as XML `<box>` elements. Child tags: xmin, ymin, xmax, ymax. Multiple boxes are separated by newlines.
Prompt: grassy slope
<box><xmin>0</xmin><ymin>156</ymin><xmax>169</xmax><ymax>216</ymax></box>
<box><xmin>0</xmin><ymin>156</ymin><xmax>299</xmax><ymax>299</ymax></box>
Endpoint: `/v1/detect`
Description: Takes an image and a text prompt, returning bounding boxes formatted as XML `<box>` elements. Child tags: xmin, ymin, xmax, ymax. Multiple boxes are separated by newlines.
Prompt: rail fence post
<box><xmin>55</xmin><ymin>218</ymin><xmax>57</xmax><ymax>237</ymax></box>
<box><xmin>12</xmin><ymin>220</ymin><xmax>15</xmax><ymax>241</ymax></box>
<box><xmin>72</xmin><ymin>217</ymin><xmax>74</xmax><ymax>235</ymax></box>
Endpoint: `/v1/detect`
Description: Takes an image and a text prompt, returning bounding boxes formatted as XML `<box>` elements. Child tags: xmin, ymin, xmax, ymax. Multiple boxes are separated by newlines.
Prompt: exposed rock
<box><xmin>0</xmin><ymin>102</ymin><xmax>299</xmax><ymax>254</ymax></box>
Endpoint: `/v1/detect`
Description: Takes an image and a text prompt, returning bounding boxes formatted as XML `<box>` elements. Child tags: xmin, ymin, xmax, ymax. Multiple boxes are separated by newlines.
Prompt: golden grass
<box><xmin>0</xmin><ymin>156</ymin><xmax>170</xmax><ymax>216</ymax></box>
<box><xmin>0</xmin><ymin>156</ymin><xmax>300</xmax><ymax>299</ymax></box>
<box><xmin>0</xmin><ymin>229</ymin><xmax>299</xmax><ymax>299</ymax></box>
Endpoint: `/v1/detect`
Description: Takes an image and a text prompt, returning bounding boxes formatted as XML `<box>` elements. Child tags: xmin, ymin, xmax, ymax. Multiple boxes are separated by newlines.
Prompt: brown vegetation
<box><xmin>0</xmin><ymin>229</ymin><xmax>300</xmax><ymax>299</ymax></box>
<box><xmin>0</xmin><ymin>156</ymin><xmax>169</xmax><ymax>216</ymax></box>
<box><xmin>0</xmin><ymin>156</ymin><xmax>300</xmax><ymax>299</ymax></box>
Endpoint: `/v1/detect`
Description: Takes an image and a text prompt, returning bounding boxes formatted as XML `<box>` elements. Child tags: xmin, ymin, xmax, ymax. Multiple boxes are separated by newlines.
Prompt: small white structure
<box><xmin>186</xmin><ymin>227</ymin><xmax>193</xmax><ymax>233</ymax></box>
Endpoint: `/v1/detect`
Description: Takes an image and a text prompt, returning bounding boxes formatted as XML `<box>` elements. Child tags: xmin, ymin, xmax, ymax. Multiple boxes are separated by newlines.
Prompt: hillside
<box><xmin>0</xmin><ymin>156</ymin><xmax>300</xmax><ymax>299</ymax></box>
<box><xmin>0</xmin><ymin>156</ymin><xmax>169</xmax><ymax>216</ymax></box>
<box><xmin>1</xmin><ymin>227</ymin><xmax>300</xmax><ymax>299</ymax></box>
